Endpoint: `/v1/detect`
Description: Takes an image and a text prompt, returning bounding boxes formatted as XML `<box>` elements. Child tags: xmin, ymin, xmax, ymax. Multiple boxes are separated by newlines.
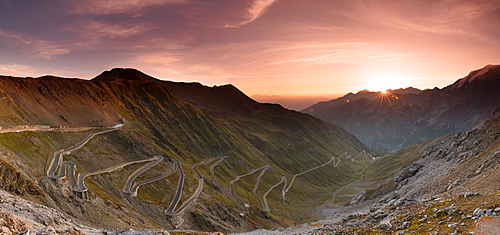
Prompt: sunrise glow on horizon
<box><xmin>1</xmin><ymin>0</ymin><xmax>499</xmax><ymax>108</ymax></box>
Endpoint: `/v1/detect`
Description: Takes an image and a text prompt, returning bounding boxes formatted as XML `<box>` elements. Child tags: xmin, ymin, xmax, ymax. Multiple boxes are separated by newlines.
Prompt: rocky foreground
<box><xmin>310</xmin><ymin>192</ymin><xmax>500</xmax><ymax>234</ymax></box>
<box><xmin>3</xmin><ymin>183</ymin><xmax>500</xmax><ymax>235</ymax></box>
<box><xmin>0</xmin><ymin>189</ymin><xmax>213</xmax><ymax>235</ymax></box>
<box><xmin>233</xmin><ymin>192</ymin><xmax>500</xmax><ymax>234</ymax></box>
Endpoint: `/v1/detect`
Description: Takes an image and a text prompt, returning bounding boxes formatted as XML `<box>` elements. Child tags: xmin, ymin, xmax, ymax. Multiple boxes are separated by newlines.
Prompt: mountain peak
<box><xmin>92</xmin><ymin>68</ymin><xmax>160</xmax><ymax>83</ymax></box>
<box><xmin>452</xmin><ymin>64</ymin><xmax>500</xmax><ymax>88</ymax></box>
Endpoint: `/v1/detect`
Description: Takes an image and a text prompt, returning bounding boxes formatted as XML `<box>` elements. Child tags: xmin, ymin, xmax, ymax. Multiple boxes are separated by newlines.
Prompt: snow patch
<box><xmin>457</xmin><ymin>65</ymin><xmax>500</xmax><ymax>88</ymax></box>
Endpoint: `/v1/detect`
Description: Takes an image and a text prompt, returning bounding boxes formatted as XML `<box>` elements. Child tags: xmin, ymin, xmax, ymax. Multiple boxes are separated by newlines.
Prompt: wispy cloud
<box><xmin>245</xmin><ymin>0</ymin><xmax>277</xmax><ymax>25</ymax></box>
<box><xmin>0</xmin><ymin>29</ymin><xmax>69</xmax><ymax>59</ymax></box>
<box><xmin>0</xmin><ymin>64</ymin><xmax>37</xmax><ymax>77</ymax></box>
<box><xmin>71</xmin><ymin>0</ymin><xmax>186</xmax><ymax>15</ymax></box>
<box><xmin>225</xmin><ymin>0</ymin><xmax>277</xmax><ymax>28</ymax></box>
<box><xmin>187</xmin><ymin>41</ymin><xmax>410</xmax><ymax>68</ymax></box>
<box><xmin>0</xmin><ymin>64</ymin><xmax>67</xmax><ymax>77</ymax></box>
<box><xmin>267</xmin><ymin>42</ymin><xmax>412</xmax><ymax>65</ymax></box>
<box><xmin>133</xmin><ymin>53</ymin><xmax>183</xmax><ymax>74</ymax></box>
<box><xmin>37</xmin><ymin>48</ymin><xmax>70</xmax><ymax>60</ymax></box>
<box><xmin>67</xmin><ymin>21</ymin><xmax>153</xmax><ymax>41</ymax></box>
<box><xmin>349</xmin><ymin>0</ymin><xmax>500</xmax><ymax>37</ymax></box>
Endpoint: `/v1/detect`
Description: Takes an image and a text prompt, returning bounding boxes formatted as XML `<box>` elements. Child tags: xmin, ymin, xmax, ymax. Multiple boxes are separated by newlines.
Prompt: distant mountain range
<box><xmin>303</xmin><ymin>65</ymin><xmax>500</xmax><ymax>154</ymax></box>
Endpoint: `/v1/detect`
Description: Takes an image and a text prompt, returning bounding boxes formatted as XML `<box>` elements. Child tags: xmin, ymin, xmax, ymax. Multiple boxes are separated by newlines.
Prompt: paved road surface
<box><xmin>210</xmin><ymin>156</ymin><xmax>247</xmax><ymax>215</ymax></box>
<box><xmin>164</xmin><ymin>158</ymin><xmax>216</xmax><ymax>216</ymax></box>
<box><xmin>47</xmin><ymin>127</ymin><xmax>120</xmax><ymax>176</ymax></box>
<box><xmin>76</xmin><ymin>157</ymin><xmax>160</xmax><ymax>192</ymax></box>
<box><xmin>252</xmin><ymin>165</ymin><xmax>271</xmax><ymax>210</ymax></box>
<box><xmin>262</xmin><ymin>176</ymin><xmax>287</xmax><ymax>212</ymax></box>
<box><xmin>164</xmin><ymin>159</ymin><xmax>184</xmax><ymax>214</ymax></box>
<box><xmin>282</xmin><ymin>155</ymin><xmax>340</xmax><ymax>201</ymax></box>
<box><xmin>0</xmin><ymin>125</ymin><xmax>103</xmax><ymax>134</ymax></box>
<box><xmin>122</xmin><ymin>155</ymin><xmax>174</xmax><ymax>196</ymax></box>
<box><xmin>229</xmin><ymin>165</ymin><xmax>270</xmax><ymax>214</ymax></box>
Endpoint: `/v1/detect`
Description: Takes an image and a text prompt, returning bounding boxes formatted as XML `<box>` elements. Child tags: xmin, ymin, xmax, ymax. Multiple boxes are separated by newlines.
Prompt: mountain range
<box><xmin>0</xmin><ymin>68</ymin><xmax>372</xmax><ymax>233</ymax></box>
<box><xmin>0</xmin><ymin>65</ymin><xmax>499</xmax><ymax>234</ymax></box>
<box><xmin>303</xmin><ymin>65</ymin><xmax>500</xmax><ymax>153</ymax></box>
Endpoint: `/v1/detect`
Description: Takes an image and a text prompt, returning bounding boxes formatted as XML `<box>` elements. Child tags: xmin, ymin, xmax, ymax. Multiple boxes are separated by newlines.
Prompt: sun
<box><xmin>363</xmin><ymin>72</ymin><xmax>405</xmax><ymax>92</ymax></box>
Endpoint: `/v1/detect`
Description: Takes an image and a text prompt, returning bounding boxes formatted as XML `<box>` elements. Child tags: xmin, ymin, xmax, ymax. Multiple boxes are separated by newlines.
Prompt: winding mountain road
<box><xmin>210</xmin><ymin>156</ymin><xmax>247</xmax><ymax>215</ymax></box>
<box><xmin>76</xmin><ymin>157</ymin><xmax>162</xmax><ymax>192</ymax></box>
<box><xmin>262</xmin><ymin>176</ymin><xmax>287</xmax><ymax>212</ymax></box>
<box><xmin>9</xmin><ymin>122</ymin><xmax>370</xmax><ymax>217</ymax></box>
<box><xmin>253</xmin><ymin>165</ymin><xmax>271</xmax><ymax>210</ymax></box>
<box><xmin>164</xmin><ymin>158</ymin><xmax>216</xmax><ymax>216</ymax></box>
<box><xmin>163</xmin><ymin>159</ymin><xmax>185</xmax><ymax>214</ymax></box>
<box><xmin>282</xmin><ymin>155</ymin><xmax>341</xmax><ymax>201</ymax></box>
<box><xmin>46</xmin><ymin>124</ymin><xmax>171</xmax><ymax>194</ymax></box>
<box><xmin>122</xmin><ymin>155</ymin><xmax>173</xmax><ymax>196</ymax></box>
<box><xmin>344</xmin><ymin>150</ymin><xmax>372</xmax><ymax>162</ymax></box>
<box><xmin>47</xmin><ymin>125</ymin><xmax>123</xmax><ymax>181</ymax></box>
<box><xmin>41</xmin><ymin>125</ymin><xmax>237</xmax><ymax>217</ymax></box>
<box><xmin>229</xmin><ymin>165</ymin><xmax>270</xmax><ymax>214</ymax></box>
<box><xmin>220</xmin><ymin>152</ymin><xmax>358</xmax><ymax>213</ymax></box>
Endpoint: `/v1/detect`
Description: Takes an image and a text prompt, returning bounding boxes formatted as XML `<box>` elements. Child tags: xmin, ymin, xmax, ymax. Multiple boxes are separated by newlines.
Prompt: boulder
<box><xmin>474</xmin><ymin>216</ymin><xmax>500</xmax><ymax>234</ymax></box>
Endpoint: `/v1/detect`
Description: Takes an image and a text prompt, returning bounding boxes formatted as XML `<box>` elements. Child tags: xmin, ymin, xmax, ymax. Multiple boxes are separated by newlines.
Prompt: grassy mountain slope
<box><xmin>0</xmin><ymin>69</ymin><xmax>373</xmax><ymax>233</ymax></box>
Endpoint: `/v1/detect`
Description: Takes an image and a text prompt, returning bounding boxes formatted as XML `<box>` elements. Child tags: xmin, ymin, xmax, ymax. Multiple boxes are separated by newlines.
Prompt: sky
<box><xmin>0</xmin><ymin>0</ymin><xmax>499</xmax><ymax>110</ymax></box>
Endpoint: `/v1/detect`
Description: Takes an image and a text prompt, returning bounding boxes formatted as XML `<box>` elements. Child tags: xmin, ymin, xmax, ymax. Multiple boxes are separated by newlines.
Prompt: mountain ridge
<box><xmin>451</xmin><ymin>64</ymin><xmax>500</xmax><ymax>89</ymax></box>
<box><xmin>303</xmin><ymin>65</ymin><xmax>500</xmax><ymax>153</ymax></box>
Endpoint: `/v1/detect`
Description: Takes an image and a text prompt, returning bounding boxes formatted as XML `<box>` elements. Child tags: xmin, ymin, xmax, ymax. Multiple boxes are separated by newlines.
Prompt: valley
<box><xmin>238</xmin><ymin>113</ymin><xmax>500</xmax><ymax>234</ymax></box>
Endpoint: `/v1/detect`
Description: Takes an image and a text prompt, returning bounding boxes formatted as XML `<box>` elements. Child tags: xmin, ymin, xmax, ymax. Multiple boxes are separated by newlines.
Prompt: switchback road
<box><xmin>210</xmin><ymin>156</ymin><xmax>247</xmax><ymax>215</ymax></box>
<box><xmin>262</xmin><ymin>176</ymin><xmax>287</xmax><ymax>212</ymax></box>
<box><xmin>47</xmin><ymin>126</ymin><xmax>122</xmax><ymax>182</ymax></box>
<box><xmin>164</xmin><ymin>158</ymin><xmax>216</xmax><ymax>216</ymax></box>
<box><xmin>229</xmin><ymin>165</ymin><xmax>271</xmax><ymax>214</ymax></box>
<box><xmin>18</xmin><ymin>122</ymin><xmax>370</xmax><ymax>217</ymax></box>
<box><xmin>282</xmin><ymin>156</ymin><xmax>340</xmax><ymax>200</ymax></box>
<box><xmin>253</xmin><ymin>165</ymin><xmax>271</xmax><ymax>210</ymax></box>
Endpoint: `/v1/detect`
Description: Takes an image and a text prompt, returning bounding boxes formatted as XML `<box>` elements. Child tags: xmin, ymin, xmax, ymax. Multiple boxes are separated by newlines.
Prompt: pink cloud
<box><xmin>225</xmin><ymin>0</ymin><xmax>277</xmax><ymax>28</ymax></box>
<box><xmin>0</xmin><ymin>29</ymin><xmax>69</xmax><ymax>59</ymax></box>
<box><xmin>67</xmin><ymin>21</ymin><xmax>153</xmax><ymax>41</ymax></box>
<box><xmin>348</xmin><ymin>0</ymin><xmax>500</xmax><ymax>38</ymax></box>
<box><xmin>0</xmin><ymin>64</ymin><xmax>39</xmax><ymax>77</ymax></box>
<box><xmin>71</xmin><ymin>0</ymin><xmax>186</xmax><ymax>15</ymax></box>
<box><xmin>0</xmin><ymin>64</ymin><xmax>68</xmax><ymax>77</ymax></box>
